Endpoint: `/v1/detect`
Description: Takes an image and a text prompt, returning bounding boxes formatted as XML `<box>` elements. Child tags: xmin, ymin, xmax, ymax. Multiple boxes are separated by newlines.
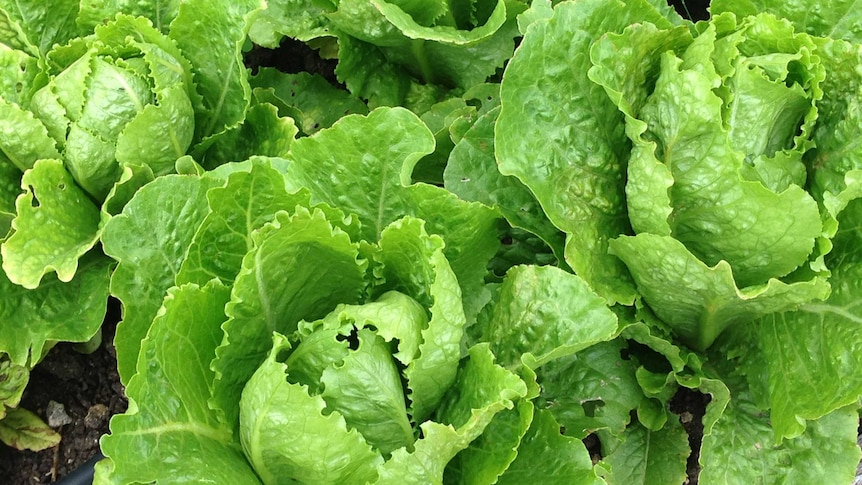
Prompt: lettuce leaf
<box><xmin>102</xmin><ymin>173</ymin><xmax>219</xmax><ymax>382</ymax></box>
<box><xmin>98</xmin><ymin>280</ymin><xmax>261</xmax><ymax>484</ymax></box>
<box><xmin>496</xmin><ymin>0</ymin><xmax>674</xmax><ymax>305</ymax></box>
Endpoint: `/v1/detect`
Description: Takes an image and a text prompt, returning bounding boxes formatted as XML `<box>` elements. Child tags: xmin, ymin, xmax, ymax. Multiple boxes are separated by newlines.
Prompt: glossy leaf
<box><xmin>102</xmin><ymin>174</ymin><xmax>219</xmax><ymax>383</ymax></box>
<box><xmin>99</xmin><ymin>281</ymin><xmax>261</xmax><ymax>484</ymax></box>
<box><xmin>2</xmin><ymin>159</ymin><xmax>100</xmax><ymax>288</ymax></box>
<box><xmin>477</xmin><ymin>264</ymin><xmax>618</xmax><ymax>369</ymax></box>
<box><xmin>211</xmin><ymin>207</ymin><xmax>367</xmax><ymax>428</ymax></box>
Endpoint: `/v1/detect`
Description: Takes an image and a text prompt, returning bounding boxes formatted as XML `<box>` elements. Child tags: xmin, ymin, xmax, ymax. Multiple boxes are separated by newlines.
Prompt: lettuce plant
<box><xmin>95</xmin><ymin>143</ymin><xmax>620</xmax><ymax>483</ymax></box>
<box><xmin>498</xmin><ymin>0</ymin><xmax>862</xmax><ymax>347</ymax></box>
<box><xmin>0</xmin><ymin>0</ymin><xmax>268</xmax><ymax>450</ymax></box>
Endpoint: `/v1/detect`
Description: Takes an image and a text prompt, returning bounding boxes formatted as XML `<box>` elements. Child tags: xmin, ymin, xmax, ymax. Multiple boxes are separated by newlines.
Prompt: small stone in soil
<box><xmin>46</xmin><ymin>400</ymin><xmax>73</xmax><ymax>428</ymax></box>
<box><xmin>84</xmin><ymin>404</ymin><xmax>109</xmax><ymax>429</ymax></box>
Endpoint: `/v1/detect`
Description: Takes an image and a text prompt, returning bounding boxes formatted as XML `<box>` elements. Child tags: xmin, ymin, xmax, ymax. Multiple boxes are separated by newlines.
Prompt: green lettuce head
<box><xmin>497</xmin><ymin>4</ymin><xmax>862</xmax><ymax>349</ymax></box>
<box><xmin>26</xmin><ymin>15</ymin><xmax>196</xmax><ymax>200</ymax></box>
<box><xmin>0</xmin><ymin>15</ymin><xmax>197</xmax><ymax>289</ymax></box>
<box><xmin>596</xmin><ymin>13</ymin><xmax>832</xmax><ymax>349</ymax></box>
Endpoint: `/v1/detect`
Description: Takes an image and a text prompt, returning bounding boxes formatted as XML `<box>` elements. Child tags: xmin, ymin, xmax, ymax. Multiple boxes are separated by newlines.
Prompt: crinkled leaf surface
<box><xmin>0</xmin><ymin>253</ymin><xmax>110</xmax><ymax>366</ymax></box>
<box><xmin>0</xmin><ymin>0</ymin><xmax>83</xmax><ymax>56</ymax></box>
<box><xmin>0</xmin><ymin>97</ymin><xmax>61</xmax><ymax>173</ymax></box>
<box><xmin>240</xmin><ymin>332</ymin><xmax>382</xmax><ymax>485</ymax></box>
<box><xmin>600</xmin><ymin>419</ymin><xmax>689</xmax><ymax>485</ymax></box>
<box><xmin>99</xmin><ymin>281</ymin><xmax>261</xmax><ymax>484</ymax></box>
<box><xmin>212</xmin><ymin>208</ymin><xmax>367</xmax><ymax>429</ymax></box>
<box><xmin>170</xmin><ymin>0</ymin><xmax>264</xmax><ymax>141</ymax></box>
<box><xmin>808</xmin><ymin>37</ymin><xmax>862</xmax><ymax>199</ymax></box>
<box><xmin>285</xmin><ymin>107</ymin><xmax>499</xmax><ymax>322</ymax></box>
<box><xmin>496</xmin><ymin>408</ymin><xmax>603</xmax><ymax>485</ymax></box>
<box><xmin>477</xmin><ymin>264</ymin><xmax>618</xmax><ymax>370</ymax></box>
<box><xmin>609</xmin><ymin>234</ymin><xmax>831</xmax><ymax>351</ymax></box>
<box><xmin>699</xmin><ymin>388</ymin><xmax>860</xmax><ymax>485</ymax></box>
<box><xmin>284</xmin><ymin>107</ymin><xmax>434</xmax><ymax>241</ymax></box>
<box><xmin>375</xmin><ymin>344</ymin><xmax>527</xmax><ymax>484</ymax></box>
<box><xmin>2</xmin><ymin>159</ymin><xmax>100</xmax><ymax>288</ymax></box>
<box><xmin>496</xmin><ymin>0</ymin><xmax>673</xmax><ymax>304</ymax></box>
<box><xmin>102</xmin><ymin>174</ymin><xmax>219</xmax><ymax>383</ymax></box>
<box><xmin>712</xmin><ymin>0</ymin><xmax>862</xmax><ymax>44</ymax></box>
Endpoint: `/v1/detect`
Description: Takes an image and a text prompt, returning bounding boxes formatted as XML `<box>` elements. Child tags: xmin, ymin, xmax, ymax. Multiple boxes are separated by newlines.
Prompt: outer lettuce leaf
<box><xmin>711</xmin><ymin>0</ymin><xmax>862</xmax><ymax>44</ymax></box>
<box><xmin>0</xmin><ymin>253</ymin><xmax>110</xmax><ymax>366</ymax></box>
<box><xmin>0</xmin><ymin>406</ymin><xmax>60</xmax><ymax>451</ymax></box>
<box><xmin>170</xmin><ymin>0</ymin><xmax>264</xmax><ymax>143</ymax></box>
<box><xmin>599</xmin><ymin>419</ymin><xmax>689</xmax><ymax>485</ymax></box>
<box><xmin>536</xmin><ymin>339</ymin><xmax>644</xmax><ymax>439</ymax></box>
<box><xmin>476</xmin><ymin>264</ymin><xmax>618</xmax><ymax>370</ymax></box>
<box><xmin>0</xmin><ymin>41</ymin><xmax>39</xmax><ymax>104</ymax></box>
<box><xmin>375</xmin><ymin>344</ymin><xmax>528</xmax><ymax>484</ymax></box>
<box><xmin>496</xmin><ymin>0</ymin><xmax>674</xmax><ymax>305</ymax></box>
<box><xmin>609</xmin><ymin>234</ymin><xmax>831</xmax><ymax>351</ymax></box>
<box><xmin>99</xmin><ymin>281</ymin><xmax>261</xmax><ymax>484</ymax></box>
<box><xmin>2</xmin><ymin>159</ymin><xmax>100</xmax><ymax>288</ymax></box>
<box><xmin>0</xmin><ymin>0</ymin><xmax>83</xmax><ymax>56</ymax></box>
<box><xmin>284</xmin><ymin>107</ymin><xmax>435</xmax><ymax>240</ymax></box>
<box><xmin>335</xmin><ymin>34</ymin><xmax>412</xmax><ymax>108</ymax></box>
<box><xmin>240</xmin><ymin>333</ymin><xmax>383</xmax><ymax>485</ymax></box>
<box><xmin>719</xmin><ymin>196</ymin><xmax>862</xmax><ymax>439</ymax></box>
<box><xmin>285</xmin><ymin>107</ymin><xmax>499</xmax><ymax>322</ymax></box>
<box><xmin>496</xmin><ymin>409</ymin><xmax>603</xmax><ymax>485</ymax></box>
<box><xmin>699</xmin><ymin>387</ymin><xmax>860</xmax><ymax>485</ymax></box>
<box><xmin>0</xmin><ymin>97</ymin><xmax>60</xmax><ymax>172</ymax></box>
<box><xmin>102</xmin><ymin>174</ymin><xmax>219</xmax><ymax>383</ymax></box>
<box><xmin>247</xmin><ymin>0</ymin><xmax>334</xmax><ymax>46</ymax></box>
<box><xmin>250</xmin><ymin>69</ymin><xmax>369</xmax><ymax>136</ymax></box>
<box><xmin>177</xmin><ymin>161</ymin><xmax>310</xmax><ymax>286</ymax></box>
<box><xmin>211</xmin><ymin>207</ymin><xmax>367</xmax><ymax>428</ymax></box>
<box><xmin>78</xmin><ymin>0</ymin><xmax>181</xmax><ymax>33</ymax></box>
<box><xmin>443</xmin><ymin>105</ymin><xmax>566</xmax><ymax>264</ymax></box>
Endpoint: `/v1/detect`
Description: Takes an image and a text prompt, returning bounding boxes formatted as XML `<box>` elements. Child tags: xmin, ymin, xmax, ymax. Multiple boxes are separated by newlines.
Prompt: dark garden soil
<box><xmin>0</xmin><ymin>298</ymin><xmax>125</xmax><ymax>484</ymax></box>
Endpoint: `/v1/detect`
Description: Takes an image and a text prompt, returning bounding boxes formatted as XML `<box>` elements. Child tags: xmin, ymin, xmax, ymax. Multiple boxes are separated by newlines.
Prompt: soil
<box><xmin>0</xmin><ymin>299</ymin><xmax>125</xmax><ymax>484</ymax></box>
